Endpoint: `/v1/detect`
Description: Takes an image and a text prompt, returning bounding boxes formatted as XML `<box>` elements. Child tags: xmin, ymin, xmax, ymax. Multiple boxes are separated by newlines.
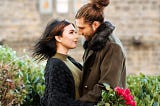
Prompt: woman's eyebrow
<box><xmin>69</xmin><ymin>29</ymin><xmax>75</xmax><ymax>32</ymax></box>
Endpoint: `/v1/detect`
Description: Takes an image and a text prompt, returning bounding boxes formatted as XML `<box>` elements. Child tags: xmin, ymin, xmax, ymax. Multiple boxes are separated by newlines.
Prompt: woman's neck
<box><xmin>56</xmin><ymin>47</ymin><xmax>68</xmax><ymax>55</ymax></box>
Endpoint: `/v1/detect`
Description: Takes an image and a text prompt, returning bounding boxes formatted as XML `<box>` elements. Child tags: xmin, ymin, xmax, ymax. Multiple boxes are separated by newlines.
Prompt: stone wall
<box><xmin>104</xmin><ymin>0</ymin><xmax>160</xmax><ymax>75</ymax></box>
<box><xmin>0</xmin><ymin>0</ymin><xmax>159</xmax><ymax>75</ymax></box>
<box><xmin>0</xmin><ymin>0</ymin><xmax>41</xmax><ymax>41</ymax></box>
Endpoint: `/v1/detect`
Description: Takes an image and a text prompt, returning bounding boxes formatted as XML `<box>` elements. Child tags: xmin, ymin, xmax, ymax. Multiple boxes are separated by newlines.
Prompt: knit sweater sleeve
<box><xmin>41</xmin><ymin>58</ymin><xmax>94</xmax><ymax>106</ymax></box>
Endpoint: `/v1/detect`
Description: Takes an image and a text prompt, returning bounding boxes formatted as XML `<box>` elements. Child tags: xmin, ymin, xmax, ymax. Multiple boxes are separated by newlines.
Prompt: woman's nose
<box><xmin>74</xmin><ymin>33</ymin><xmax>81</xmax><ymax>39</ymax></box>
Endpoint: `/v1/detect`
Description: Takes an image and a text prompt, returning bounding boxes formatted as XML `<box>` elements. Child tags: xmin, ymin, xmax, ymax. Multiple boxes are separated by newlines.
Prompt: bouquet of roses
<box><xmin>97</xmin><ymin>83</ymin><xmax>136</xmax><ymax>106</ymax></box>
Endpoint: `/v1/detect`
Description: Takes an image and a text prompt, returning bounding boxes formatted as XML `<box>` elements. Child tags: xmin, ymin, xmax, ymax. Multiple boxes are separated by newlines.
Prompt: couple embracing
<box><xmin>33</xmin><ymin>0</ymin><xmax>126</xmax><ymax>106</ymax></box>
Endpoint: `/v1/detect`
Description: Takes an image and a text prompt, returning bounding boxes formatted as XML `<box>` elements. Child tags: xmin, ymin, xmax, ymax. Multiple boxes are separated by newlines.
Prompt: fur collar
<box><xmin>83</xmin><ymin>21</ymin><xmax>115</xmax><ymax>51</ymax></box>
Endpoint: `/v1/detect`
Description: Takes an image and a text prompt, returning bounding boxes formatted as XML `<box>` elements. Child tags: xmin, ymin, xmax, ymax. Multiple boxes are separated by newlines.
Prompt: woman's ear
<box><xmin>92</xmin><ymin>21</ymin><xmax>100</xmax><ymax>31</ymax></box>
<box><xmin>55</xmin><ymin>36</ymin><xmax>62</xmax><ymax>42</ymax></box>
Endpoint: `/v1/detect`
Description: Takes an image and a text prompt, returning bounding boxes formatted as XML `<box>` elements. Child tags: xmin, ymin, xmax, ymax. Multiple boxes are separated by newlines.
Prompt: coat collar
<box><xmin>83</xmin><ymin>21</ymin><xmax>115</xmax><ymax>51</ymax></box>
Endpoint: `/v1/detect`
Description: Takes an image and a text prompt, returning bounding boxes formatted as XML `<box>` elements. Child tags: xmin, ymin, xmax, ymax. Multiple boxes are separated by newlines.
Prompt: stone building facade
<box><xmin>0</xmin><ymin>0</ymin><xmax>160</xmax><ymax>75</ymax></box>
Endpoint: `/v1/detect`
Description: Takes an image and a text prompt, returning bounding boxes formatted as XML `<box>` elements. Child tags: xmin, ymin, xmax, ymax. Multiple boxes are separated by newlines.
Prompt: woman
<box><xmin>33</xmin><ymin>19</ymin><xmax>94</xmax><ymax>106</ymax></box>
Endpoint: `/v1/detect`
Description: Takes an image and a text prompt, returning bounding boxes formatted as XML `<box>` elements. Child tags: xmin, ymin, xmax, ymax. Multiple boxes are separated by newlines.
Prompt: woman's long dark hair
<box><xmin>33</xmin><ymin>19</ymin><xmax>71</xmax><ymax>61</ymax></box>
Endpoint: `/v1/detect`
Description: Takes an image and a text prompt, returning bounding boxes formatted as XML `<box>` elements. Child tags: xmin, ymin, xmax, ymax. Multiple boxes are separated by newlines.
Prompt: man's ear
<box><xmin>92</xmin><ymin>21</ymin><xmax>100</xmax><ymax>31</ymax></box>
<box><xmin>55</xmin><ymin>36</ymin><xmax>62</xmax><ymax>42</ymax></box>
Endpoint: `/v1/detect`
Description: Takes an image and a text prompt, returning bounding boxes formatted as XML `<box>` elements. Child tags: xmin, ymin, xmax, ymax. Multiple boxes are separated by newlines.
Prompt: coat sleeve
<box><xmin>99</xmin><ymin>43</ymin><xmax>126</xmax><ymax>88</ymax></box>
<box><xmin>41</xmin><ymin>59</ymin><xmax>95</xmax><ymax>106</ymax></box>
<box><xmin>79</xmin><ymin>43</ymin><xmax>126</xmax><ymax>102</ymax></box>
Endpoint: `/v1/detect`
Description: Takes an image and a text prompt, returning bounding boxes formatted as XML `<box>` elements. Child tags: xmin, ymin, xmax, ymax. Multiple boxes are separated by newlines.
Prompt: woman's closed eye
<box><xmin>69</xmin><ymin>31</ymin><xmax>76</xmax><ymax>34</ymax></box>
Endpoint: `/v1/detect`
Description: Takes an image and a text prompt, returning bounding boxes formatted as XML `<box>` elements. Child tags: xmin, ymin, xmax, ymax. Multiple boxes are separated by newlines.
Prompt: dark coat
<box><xmin>79</xmin><ymin>21</ymin><xmax>126</xmax><ymax>103</ymax></box>
<box><xmin>40</xmin><ymin>57</ymin><xmax>94</xmax><ymax>106</ymax></box>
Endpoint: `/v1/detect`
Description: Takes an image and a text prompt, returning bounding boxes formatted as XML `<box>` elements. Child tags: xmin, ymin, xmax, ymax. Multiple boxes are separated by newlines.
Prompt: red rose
<box><xmin>114</xmin><ymin>86</ymin><xmax>124</xmax><ymax>95</ymax></box>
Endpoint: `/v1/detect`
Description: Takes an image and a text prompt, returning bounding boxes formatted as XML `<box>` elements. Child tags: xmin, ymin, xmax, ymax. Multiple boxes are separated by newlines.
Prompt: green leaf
<box><xmin>103</xmin><ymin>83</ymin><xmax>111</xmax><ymax>90</ymax></box>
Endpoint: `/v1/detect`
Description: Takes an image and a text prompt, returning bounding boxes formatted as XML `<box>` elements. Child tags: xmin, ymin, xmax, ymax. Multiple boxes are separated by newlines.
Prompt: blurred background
<box><xmin>0</xmin><ymin>0</ymin><xmax>159</xmax><ymax>75</ymax></box>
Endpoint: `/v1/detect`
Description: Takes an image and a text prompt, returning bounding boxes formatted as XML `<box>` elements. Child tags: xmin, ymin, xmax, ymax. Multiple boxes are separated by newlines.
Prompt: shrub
<box><xmin>0</xmin><ymin>45</ymin><xmax>160</xmax><ymax>106</ymax></box>
<box><xmin>0</xmin><ymin>45</ymin><xmax>45</xmax><ymax>106</ymax></box>
<box><xmin>127</xmin><ymin>73</ymin><xmax>160</xmax><ymax>106</ymax></box>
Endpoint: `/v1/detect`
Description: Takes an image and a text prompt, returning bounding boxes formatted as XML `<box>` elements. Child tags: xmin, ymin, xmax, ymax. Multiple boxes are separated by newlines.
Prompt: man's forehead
<box><xmin>75</xmin><ymin>19</ymin><xmax>83</xmax><ymax>25</ymax></box>
<box><xmin>75</xmin><ymin>18</ymin><xmax>88</xmax><ymax>27</ymax></box>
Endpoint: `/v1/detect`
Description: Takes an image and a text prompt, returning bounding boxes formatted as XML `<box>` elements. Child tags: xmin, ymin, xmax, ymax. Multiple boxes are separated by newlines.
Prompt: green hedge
<box><xmin>0</xmin><ymin>45</ymin><xmax>160</xmax><ymax>106</ymax></box>
<box><xmin>0</xmin><ymin>45</ymin><xmax>45</xmax><ymax>106</ymax></box>
<box><xmin>127</xmin><ymin>74</ymin><xmax>160</xmax><ymax>106</ymax></box>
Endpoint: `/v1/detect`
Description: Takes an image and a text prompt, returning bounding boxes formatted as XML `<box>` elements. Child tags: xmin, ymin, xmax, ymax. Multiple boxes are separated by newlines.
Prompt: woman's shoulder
<box><xmin>45</xmin><ymin>58</ymin><xmax>68</xmax><ymax>70</ymax></box>
<box><xmin>47</xmin><ymin>58</ymin><xmax>65</xmax><ymax>65</ymax></box>
<box><xmin>67</xmin><ymin>56</ymin><xmax>82</xmax><ymax>70</ymax></box>
<box><xmin>45</xmin><ymin>58</ymin><xmax>72</xmax><ymax>76</ymax></box>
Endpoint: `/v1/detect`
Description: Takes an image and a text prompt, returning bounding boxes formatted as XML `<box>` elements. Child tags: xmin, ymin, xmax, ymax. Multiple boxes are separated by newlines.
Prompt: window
<box><xmin>73</xmin><ymin>0</ymin><xmax>88</xmax><ymax>13</ymax></box>
<box><xmin>56</xmin><ymin>0</ymin><xmax>68</xmax><ymax>13</ymax></box>
<box><xmin>39</xmin><ymin>0</ymin><xmax>53</xmax><ymax>14</ymax></box>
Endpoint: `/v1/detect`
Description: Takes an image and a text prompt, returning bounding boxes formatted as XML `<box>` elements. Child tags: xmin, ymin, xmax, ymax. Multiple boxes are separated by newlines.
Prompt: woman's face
<box><xmin>59</xmin><ymin>24</ymin><xmax>78</xmax><ymax>49</ymax></box>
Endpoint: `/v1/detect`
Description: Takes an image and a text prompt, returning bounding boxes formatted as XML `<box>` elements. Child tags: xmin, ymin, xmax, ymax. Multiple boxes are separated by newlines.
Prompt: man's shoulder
<box><xmin>104</xmin><ymin>41</ymin><xmax>122</xmax><ymax>51</ymax></box>
<box><xmin>108</xmin><ymin>35</ymin><xmax>126</xmax><ymax>56</ymax></box>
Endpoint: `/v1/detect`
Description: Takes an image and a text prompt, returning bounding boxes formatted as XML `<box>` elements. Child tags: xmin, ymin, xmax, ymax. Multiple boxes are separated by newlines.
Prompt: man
<box><xmin>75</xmin><ymin>0</ymin><xmax>126</xmax><ymax>103</ymax></box>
